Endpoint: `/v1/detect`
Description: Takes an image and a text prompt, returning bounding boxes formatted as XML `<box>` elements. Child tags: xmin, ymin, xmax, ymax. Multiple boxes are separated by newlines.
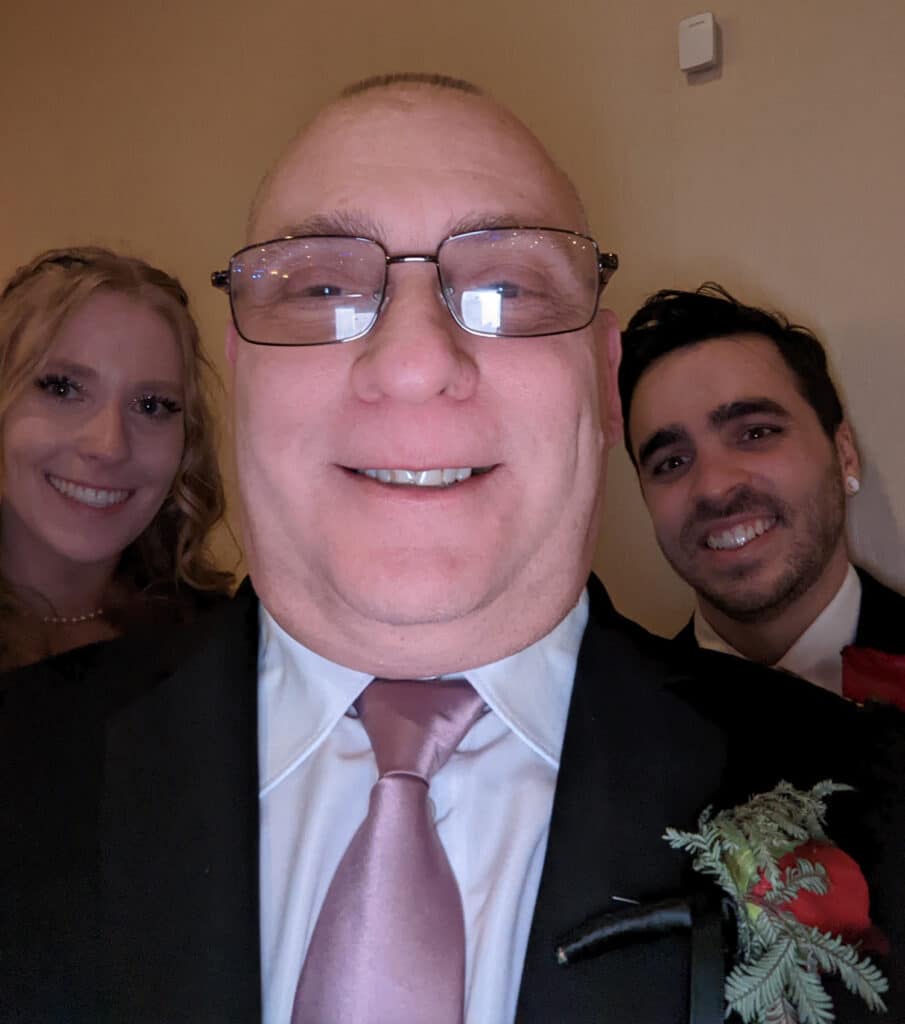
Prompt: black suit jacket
<box><xmin>853</xmin><ymin>567</ymin><xmax>905</xmax><ymax>654</ymax></box>
<box><xmin>675</xmin><ymin>566</ymin><xmax>905</xmax><ymax>658</ymax></box>
<box><xmin>2</xmin><ymin>577</ymin><xmax>903</xmax><ymax>1023</ymax></box>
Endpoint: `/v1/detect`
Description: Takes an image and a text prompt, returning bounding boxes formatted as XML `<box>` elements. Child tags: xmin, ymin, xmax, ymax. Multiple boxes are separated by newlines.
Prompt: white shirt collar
<box><xmin>258</xmin><ymin>614</ymin><xmax>371</xmax><ymax>795</ymax></box>
<box><xmin>693</xmin><ymin>563</ymin><xmax>862</xmax><ymax>695</ymax></box>
<box><xmin>466</xmin><ymin>590</ymin><xmax>588</xmax><ymax>766</ymax></box>
<box><xmin>258</xmin><ymin>590</ymin><xmax>588</xmax><ymax>790</ymax></box>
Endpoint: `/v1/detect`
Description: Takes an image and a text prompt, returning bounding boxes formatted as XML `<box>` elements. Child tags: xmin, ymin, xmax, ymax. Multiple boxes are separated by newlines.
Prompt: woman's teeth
<box><xmin>706</xmin><ymin>516</ymin><xmax>777</xmax><ymax>550</ymax></box>
<box><xmin>48</xmin><ymin>474</ymin><xmax>131</xmax><ymax>508</ymax></box>
<box><xmin>358</xmin><ymin>467</ymin><xmax>474</xmax><ymax>487</ymax></box>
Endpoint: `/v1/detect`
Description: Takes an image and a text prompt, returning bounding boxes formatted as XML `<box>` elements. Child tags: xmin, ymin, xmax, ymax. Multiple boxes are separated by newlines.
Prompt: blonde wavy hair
<box><xmin>0</xmin><ymin>246</ymin><xmax>233</xmax><ymax>609</ymax></box>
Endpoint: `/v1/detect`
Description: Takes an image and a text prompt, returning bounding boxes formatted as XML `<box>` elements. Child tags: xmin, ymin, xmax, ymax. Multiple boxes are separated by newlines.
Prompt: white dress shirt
<box><xmin>694</xmin><ymin>563</ymin><xmax>862</xmax><ymax>695</ymax></box>
<box><xmin>258</xmin><ymin>592</ymin><xmax>588</xmax><ymax>1024</ymax></box>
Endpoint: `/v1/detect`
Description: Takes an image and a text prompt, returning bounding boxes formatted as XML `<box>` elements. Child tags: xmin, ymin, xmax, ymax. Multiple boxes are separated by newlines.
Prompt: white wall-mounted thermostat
<box><xmin>678</xmin><ymin>12</ymin><xmax>718</xmax><ymax>72</ymax></box>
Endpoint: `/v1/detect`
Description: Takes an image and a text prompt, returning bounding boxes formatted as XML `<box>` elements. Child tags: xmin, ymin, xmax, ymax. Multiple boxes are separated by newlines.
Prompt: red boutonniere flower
<box><xmin>842</xmin><ymin>645</ymin><xmax>905</xmax><ymax>711</ymax></box>
<box><xmin>749</xmin><ymin>839</ymin><xmax>888</xmax><ymax>955</ymax></box>
<box><xmin>665</xmin><ymin>781</ymin><xmax>889</xmax><ymax>1023</ymax></box>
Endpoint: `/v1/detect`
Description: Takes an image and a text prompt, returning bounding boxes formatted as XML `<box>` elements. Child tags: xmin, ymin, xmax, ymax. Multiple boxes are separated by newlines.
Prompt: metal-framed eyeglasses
<box><xmin>211</xmin><ymin>227</ymin><xmax>618</xmax><ymax>347</ymax></box>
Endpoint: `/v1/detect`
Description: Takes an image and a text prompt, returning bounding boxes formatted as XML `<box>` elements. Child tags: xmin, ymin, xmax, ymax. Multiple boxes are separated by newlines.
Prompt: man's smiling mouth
<box><xmin>354</xmin><ymin>467</ymin><xmax>491</xmax><ymax>487</ymax></box>
<box><xmin>705</xmin><ymin>516</ymin><xmax>777</xmax><ymax>551</ymax></box>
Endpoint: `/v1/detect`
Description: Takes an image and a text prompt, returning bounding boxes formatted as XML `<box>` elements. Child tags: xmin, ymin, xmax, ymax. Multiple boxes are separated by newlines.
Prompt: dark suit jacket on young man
<box><xmin>852</xmin><ymin>567</ymin><xmax>905</xmax><ymax>654</ymax></box>
<box><xmin>675</xmin><ymin>566</ymin><xmax>905</xmax><ymax>657</ymax></box>
<box><xmin>2</xmin><ymin>577</ymin><xmax>903</xmax><ymax>1024</ymax></box>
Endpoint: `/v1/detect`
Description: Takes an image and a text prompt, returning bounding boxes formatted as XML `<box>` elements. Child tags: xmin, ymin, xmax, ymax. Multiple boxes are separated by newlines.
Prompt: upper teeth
<box><xmin>48</xmin><ymin>475</ymin><xmax>131</xmax><ymax>508</ymax></box>
<box><xmin>706</xmin><ymin>517</ymin><xmax>776</xmax><ymax>550</ymax></box>
<box><xmin>358</xmin><ymin>467</ymin><xmax>473</xmax><ymax>487</ymax></box>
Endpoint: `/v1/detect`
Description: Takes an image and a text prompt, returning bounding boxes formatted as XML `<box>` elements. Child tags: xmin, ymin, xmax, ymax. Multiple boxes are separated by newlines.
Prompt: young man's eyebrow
<box><xmin>709</xmin><ymin>398</ymin><xmax>790</xmax><ymax>427</ymax></box>
<box><xmin>637</xmin><ymin>425</ymin><xmax>689</xmax><ymax>468</ymax></box>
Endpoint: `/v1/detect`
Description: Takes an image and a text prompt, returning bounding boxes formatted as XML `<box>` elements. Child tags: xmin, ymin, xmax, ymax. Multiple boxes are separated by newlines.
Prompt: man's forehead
<box><xmin>248</xmin><ymin>86</ymin><xmax>587</xmax><ymax>243</ymax></box>
<box><xmin>643</xmin><ymin>335</ymin><xmax>795</xmax><ymax>388</ymax></box>
<box><xmin>634</xmin><ymin>337</ymin><xmax>801</xmax><ymax>427</ymax></box>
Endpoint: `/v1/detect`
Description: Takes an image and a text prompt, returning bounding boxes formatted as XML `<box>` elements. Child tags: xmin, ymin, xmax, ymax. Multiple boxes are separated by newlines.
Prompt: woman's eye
<box><xmin>135</xmin><ymin>394</ymin><xmax>183</xmax><ymax>418</ymax></box>
<box><xmin>35</xmin><ymin>374</ymin><xmax>80</xmax><ymax>399</ymax></box>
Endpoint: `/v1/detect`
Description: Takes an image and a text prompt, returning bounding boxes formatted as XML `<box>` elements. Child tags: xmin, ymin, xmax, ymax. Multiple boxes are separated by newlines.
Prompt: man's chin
<box><xmin>338</xmin><ymin>575</ymin><xmax>495</xmax><ymax>631</ymax></box>
<box><xmin>698</xmin><ymin>579</ymin><xmax>800</xmax><ymax>625</ymax></box>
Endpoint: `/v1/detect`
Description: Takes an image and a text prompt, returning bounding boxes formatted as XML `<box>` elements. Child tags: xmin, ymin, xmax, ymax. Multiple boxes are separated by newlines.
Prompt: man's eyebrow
<box><xmin>709</xmin><ymin>398</ymin><xmax>791</xmax><ymax>427</ymax></box>
<box><xmin>269</xmin><ymin>210</ymin><xmax>386</xmax><ymax>244</ymax></box>
<box><xmin>637</xmin><ymin>426</ymin><xmax>689</xmax><ymax>468</ymax></box>
<box><xmin>445</xmin><ymin>214</ymin><xmax>549</xmax><ymax>237</ymax></box>
<box><xmin>267</xmin><ymin>212</ymin><xmax>547</xmax><ymax>253</ymax></box>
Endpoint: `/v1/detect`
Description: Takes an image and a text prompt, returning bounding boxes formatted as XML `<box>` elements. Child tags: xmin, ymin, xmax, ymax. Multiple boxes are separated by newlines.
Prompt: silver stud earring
<box><xmin>846</xmin><ymin>475</ymin><xmax>861</xmax><ymax>495</ymax></box>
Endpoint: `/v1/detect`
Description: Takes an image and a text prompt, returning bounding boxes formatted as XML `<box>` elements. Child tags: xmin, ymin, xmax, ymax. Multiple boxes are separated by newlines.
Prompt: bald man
<box><xmin>4</xmin><ymin>74</ymin><xmax>903</xmax><ymax>1024</ymax></box>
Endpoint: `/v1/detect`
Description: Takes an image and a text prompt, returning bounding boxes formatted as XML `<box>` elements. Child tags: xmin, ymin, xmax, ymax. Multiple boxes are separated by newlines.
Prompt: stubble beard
<box><xmin>674</xmin><ymin>462</ymin><xmax>847</xmax><ymax>625</ymax></box>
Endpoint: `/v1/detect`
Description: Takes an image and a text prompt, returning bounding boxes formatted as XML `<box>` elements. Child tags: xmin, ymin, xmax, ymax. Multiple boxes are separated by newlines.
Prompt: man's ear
<box><xmin>834</xmin><ymin>419</ymin><xmax>861</xmax><ymax>486</ymax></box>
<box><xmin>596</xmin><ymin>308</ymin><xmax>623</xmax><ymax>450</ymax></box>
<box><xmin>225</xmin><ymin>324</ymin><xmax>239</xmax><ymax>366</ymax></box>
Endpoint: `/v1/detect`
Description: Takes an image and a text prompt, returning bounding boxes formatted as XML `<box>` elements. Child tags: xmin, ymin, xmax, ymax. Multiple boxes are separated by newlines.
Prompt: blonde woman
<box><xmin>0</xmin><ymin>246</ymin><xmax>233</xmax><ymax>671</ymax></box>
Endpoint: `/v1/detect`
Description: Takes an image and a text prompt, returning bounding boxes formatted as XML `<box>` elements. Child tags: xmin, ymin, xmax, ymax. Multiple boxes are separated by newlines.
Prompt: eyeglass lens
<box><xmin>228</xmin><ymin>229</ymin><xmax>602</xmax><ymax>346</ymax></box>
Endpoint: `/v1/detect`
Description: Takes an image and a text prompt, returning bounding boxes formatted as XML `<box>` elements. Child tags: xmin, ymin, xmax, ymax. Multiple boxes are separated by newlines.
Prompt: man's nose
<box><xmin>75</xmin><ymin>402</ymin><xmax>131</xmax><ymax>462</ymax></box>
<box><xmin>690</xmin><ymin>448</ymin><xmax>753</xmax><ymax>502</ymax></box>
<box><xmin>350</xmin><ymin>266</ymin><xmax>479</xmax><ymax>404</ymax></box>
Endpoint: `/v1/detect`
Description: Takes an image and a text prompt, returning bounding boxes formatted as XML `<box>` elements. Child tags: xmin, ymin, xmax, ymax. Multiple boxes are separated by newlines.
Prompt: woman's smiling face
<box><xmin>1</xmin><ymin>289</ymin><xmax>186</xmax><ymax>578</ymax></box>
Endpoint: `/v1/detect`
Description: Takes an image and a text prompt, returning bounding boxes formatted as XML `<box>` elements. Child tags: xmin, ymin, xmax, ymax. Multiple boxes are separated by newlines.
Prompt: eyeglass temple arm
<box><xmin>598</xmin><ymin>252</ymin><xmax>619</xmax><ymax>290</ymax></box>
<box><xmin>211</xmin><ymin>270</ymin><xmax>230</xmax><ymax>292</ymax></box>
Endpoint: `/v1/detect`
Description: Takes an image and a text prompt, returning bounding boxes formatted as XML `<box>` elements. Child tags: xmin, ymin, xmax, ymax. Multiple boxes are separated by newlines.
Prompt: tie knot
<box><xmin>356</xmin><ymin>679</ymin><xmax>486</xmax><ymax>781</ymax></box>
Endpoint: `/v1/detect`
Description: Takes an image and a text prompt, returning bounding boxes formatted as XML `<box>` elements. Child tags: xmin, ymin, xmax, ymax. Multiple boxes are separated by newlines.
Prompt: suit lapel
<box><xmin>854</xmin><ymin>567</ymin><xmax>905</xmax><ymax>654</ymax></box>
<box><xmin>98</xmin><ymin>584</ymin><xmax>263</xmax><ymax>1023</ymax></box>
<box><xmin>515</xmin><ymin>578</ymin><xmax>728</xmax><ymax>1022</ymax></box>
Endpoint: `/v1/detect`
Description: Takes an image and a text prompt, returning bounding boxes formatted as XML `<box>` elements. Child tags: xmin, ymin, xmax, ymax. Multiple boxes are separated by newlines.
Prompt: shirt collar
<box><xmin>258</xmin><ymin>590</ymin><xmax>588</xmax><ymax>789</ymax></box>
<box><xmin>465</xmin><ymin>590</ymin><xmax>587</xmax><ymax>766</ymax></box>
<box><xmin>693</xmin><ymin>564</ymin><xmax>861</xmax><ymax>695</ymax></box>
<box><xmin>258</xmin><ymin>611</ymin><xmax>371</xmax><ymax>794</ymax></box>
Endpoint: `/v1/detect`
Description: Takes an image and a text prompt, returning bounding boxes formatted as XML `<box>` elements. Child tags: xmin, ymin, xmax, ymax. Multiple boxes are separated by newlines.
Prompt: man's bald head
<box><xmin>246</xmin><ymin>73</ymin><xmax>588</xmax><ymax>242</ymax></box>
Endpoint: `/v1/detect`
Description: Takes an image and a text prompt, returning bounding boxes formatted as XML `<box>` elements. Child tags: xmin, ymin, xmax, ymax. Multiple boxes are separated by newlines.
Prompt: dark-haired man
<box><xmin>620</xmin><ymin>283</ymin><xmax>905</xmax><ymax>692</ymax></box>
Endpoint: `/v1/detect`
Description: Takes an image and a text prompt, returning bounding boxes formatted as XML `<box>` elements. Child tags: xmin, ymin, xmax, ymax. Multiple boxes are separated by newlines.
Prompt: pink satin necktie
<box><xmin>292</xmin><ymin>678</ymin><xmax>486</xmax><ymax>1024</ymax></box>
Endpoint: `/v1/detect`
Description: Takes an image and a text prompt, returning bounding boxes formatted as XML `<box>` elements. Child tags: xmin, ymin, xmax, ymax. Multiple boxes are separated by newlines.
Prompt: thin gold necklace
<box><xmin>40</xmin><ymin>607</ymin><xmax>105</xmax><ymax>625</ymax></box>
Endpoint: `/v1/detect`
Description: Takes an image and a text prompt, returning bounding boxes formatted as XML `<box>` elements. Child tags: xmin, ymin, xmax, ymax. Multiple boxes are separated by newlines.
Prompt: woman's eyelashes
<box><xmin>133</xmin><ymin>394</ymin><xmax>183</xmax><ymax>418</ymax></box>
<box><xmin>34</xmin><ymin>375</ymin><xmax>183</xmax><ymax>419</ymax></box>
<box><xmin>35</xmin><ymin>373</ymin><xmax>81</xmax><ymax>400</ymax></box>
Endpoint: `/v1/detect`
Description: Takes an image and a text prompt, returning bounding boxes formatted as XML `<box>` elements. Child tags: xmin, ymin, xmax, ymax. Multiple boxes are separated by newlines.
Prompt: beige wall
<box><xmin>3</xmin><ymin>1</ymin><xmax>903</xmax><ymax>634</ymax></box>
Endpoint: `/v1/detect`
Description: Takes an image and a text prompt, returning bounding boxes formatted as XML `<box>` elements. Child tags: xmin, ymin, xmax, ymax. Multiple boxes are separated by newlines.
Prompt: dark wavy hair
<box><xmin>0</xmin><ymin>246</ymin><xmax>233</xmax><ymax>619</ymax></box>
<box><xmin>619</xmin><ymin>282</ymin><xmax>844</xmax><ymax>463</ymax></box>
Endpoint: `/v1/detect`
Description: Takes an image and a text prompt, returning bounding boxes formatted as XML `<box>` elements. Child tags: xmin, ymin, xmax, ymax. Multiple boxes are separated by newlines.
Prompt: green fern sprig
<box><xmin>724</xmin><ymin>935</ymin><xmax>797</xmax><ymax>1017</ymax></box>
<box><xmin>763</xmin><ymin>859</ymin><xmax>828</xmax><ymax>905</ymax></box>
<box><xmin>664</xmin><ymin>780</ymin><xmax>889</xmax><ymax>1023</ymax></box>
<box><xmin>764</xmin><ymin>996</ymin><xmax>799</xmax><ymax>1024</ymax></box>
<box><xmin>802</xmin><ymin>928</ymin><xmax>888</xmax><ymax>1011</ymax></box>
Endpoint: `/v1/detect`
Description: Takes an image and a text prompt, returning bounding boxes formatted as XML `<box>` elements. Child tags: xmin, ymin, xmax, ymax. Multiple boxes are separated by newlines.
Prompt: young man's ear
<box><xmin>596</xmin><ymin>308</ymin><xmax>623</xmax><ymax>450</ymax></box>
<box><xmin>834</xmin><ymin>420</ymin><xmax>861</xmax><ymax>492</ymax></box>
